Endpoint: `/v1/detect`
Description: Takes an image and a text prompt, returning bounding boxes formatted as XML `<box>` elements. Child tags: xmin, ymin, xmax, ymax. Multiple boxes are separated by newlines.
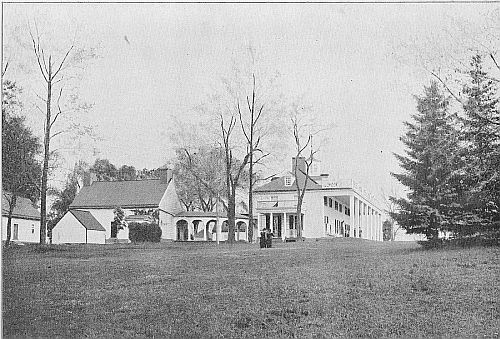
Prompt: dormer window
<box><xmin>284</xmin><ymin>176</ymin><xmax>292</xmax><ymax>186</ymax></box>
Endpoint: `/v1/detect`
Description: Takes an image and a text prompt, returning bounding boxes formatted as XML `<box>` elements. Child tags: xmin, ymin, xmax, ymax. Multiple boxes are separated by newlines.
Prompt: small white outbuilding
<box><xmin>52</xmin><ymin>210</ymin><xmax>106</xmax><ymax>244</ymax></box>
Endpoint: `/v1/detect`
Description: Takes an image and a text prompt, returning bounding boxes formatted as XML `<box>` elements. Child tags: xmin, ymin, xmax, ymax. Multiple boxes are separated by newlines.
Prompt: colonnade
<box><xmin>349</xmin><ymin>195</ymin><xmax>382</xmax><ymax>241</ymax></box>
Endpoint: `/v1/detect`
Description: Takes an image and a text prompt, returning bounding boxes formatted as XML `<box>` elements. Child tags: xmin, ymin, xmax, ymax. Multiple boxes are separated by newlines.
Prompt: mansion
<box><xmin>254</xmin><ymin>157</ymin><xmax>383</xmax><ymax>241</ymax></box>
<box><xmin>50</xmin><ymin>157</ymin><xmax>383</xmax><ymax>244</ymax></box>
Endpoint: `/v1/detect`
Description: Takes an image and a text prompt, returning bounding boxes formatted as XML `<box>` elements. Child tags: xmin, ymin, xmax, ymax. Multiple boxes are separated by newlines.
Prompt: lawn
<box><xmin>2</xmin><ymin>239</ymin><xmax>499</xmax><ymax>338</ymax></box>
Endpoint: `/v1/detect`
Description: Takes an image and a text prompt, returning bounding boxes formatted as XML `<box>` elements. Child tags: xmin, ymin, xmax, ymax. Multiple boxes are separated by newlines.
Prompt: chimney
<box><xmin>291</xmin><ymin>157</ymin><xmax>306</xmax><ymax>174</ymax></box>
<box><xmin>320</xmin><ymin>173</ymin><xmax>329</xmax><ymax>187</ymax></box>
<box><xmin>83</xmin><ymin>171</ymin><xmax>97</xmax><ymax>187</ymax></box>
<box><xmin>158</xmin><ymin>166</ymin><xmax>173</xmax><ymax>184</ymax></box>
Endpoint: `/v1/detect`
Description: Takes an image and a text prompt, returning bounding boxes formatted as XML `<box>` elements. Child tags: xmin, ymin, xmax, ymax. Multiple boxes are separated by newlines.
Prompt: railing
<box><xmin>322</xmin><ymin>179</ymin><xmax>378</xmax><ymax>203</ymax></box>
<box><xmin>256</xmin><ymin>200</ymin><xmax>299</xmax><ymax>210</ymax></box>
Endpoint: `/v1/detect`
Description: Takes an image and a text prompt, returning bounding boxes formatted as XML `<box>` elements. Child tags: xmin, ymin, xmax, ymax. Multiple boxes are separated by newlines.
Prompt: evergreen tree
<box><xmin>2</xmin><ymin>80</ymin><xmax>42</xmax><ymax>246</ymax></box>
<box><xmin>391</xmin><ymin>82</ymin><xmax>461</xmax><ymax>240</ymax></box>
<box><xmin>460</xmin><ymin>54</ymin><xmax>500</xmax><ymax>237</ymax></box>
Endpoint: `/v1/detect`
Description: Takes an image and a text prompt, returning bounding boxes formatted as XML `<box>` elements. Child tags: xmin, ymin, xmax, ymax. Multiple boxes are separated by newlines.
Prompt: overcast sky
<box><xmin>3</xmin><ymin>3</ymin><xmax>498</xmax><ymax>198</ymax></box>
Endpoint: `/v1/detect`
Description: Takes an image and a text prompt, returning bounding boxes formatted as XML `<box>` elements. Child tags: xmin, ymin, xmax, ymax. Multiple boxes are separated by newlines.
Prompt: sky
<box><xmin>3</xmin><ymin>3</ymin><xmax>499</xmax><ymax>202</ymax></box>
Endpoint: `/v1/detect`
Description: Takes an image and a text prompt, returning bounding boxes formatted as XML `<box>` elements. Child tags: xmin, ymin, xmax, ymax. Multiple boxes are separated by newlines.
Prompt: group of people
<box><xmin>259</xmin><ymin>228</ymin><xmax>274</xmax><ymax>248</ymax></box>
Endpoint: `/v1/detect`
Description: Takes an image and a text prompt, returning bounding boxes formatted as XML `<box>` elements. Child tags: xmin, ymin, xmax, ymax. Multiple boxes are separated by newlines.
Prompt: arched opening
<box><xmin>221</xmin><ymin>220</ymin><xmax>229</xmax><ymax>233</ymax></box>
<box><xmin>192</xmin><ymin>220</ymin><xmax>204</xmax><ymax>240</ymax></box>
<box><xmin>176</xmin><ymin>220</ymin><xmax>189</xmax><ymax>241</ymax></box>
<box><xmin>236</xmin><ymin>221</ymin><xmax>247</xmax><ymax>241</ymax></box>
<box><xmin>206</xmin><ymin>220</ymin><xmax>216</xmax><ymax>241</ymax></box>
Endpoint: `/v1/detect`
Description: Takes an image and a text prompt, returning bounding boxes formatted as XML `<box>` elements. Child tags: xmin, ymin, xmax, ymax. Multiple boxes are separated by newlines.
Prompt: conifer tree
<box><xmin>391</xmin><ymin>82</ymin><xmax>461</xmax><ymax>240</ymax></box>
<box><xmin>460</xmin><ymin>54</ymin><xmax>500</xmax><ymax>237</ymax></box>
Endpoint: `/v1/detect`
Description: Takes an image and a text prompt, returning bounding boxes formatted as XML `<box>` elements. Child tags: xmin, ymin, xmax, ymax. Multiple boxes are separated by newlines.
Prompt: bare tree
<box><xmin>220</xmin><ymin>114</ymin><xmax>251</xmax><ymax>243</ymax></box>
<box><xmin>28</xmin><ymin>26</ymin><xmax>94</xmax><ymax>245</ymax></box>
<box><xmin>381</xmin><ymin>188</ymin><xmax>401</xmax><ymax>241</ymax></box>
<box><xmin>237</xmin><ymin>74</ymin><xmax>269</xmax><ymax>243</ymax></box>
<box><xmin>289</xmin><ymin>105</ymin><xmax>330</xmax><ymax>240</ymax></box>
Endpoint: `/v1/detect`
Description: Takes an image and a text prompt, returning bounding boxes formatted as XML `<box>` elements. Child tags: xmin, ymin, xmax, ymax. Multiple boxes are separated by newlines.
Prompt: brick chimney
<box><xmin>158</xmin><ymin>167</ymin><xmax>173</xmax><ymax>184</ymax></box>
<box><xmin>320</xmin><ymin>173</ymin><xmax>329</xmax><ymax>187</ymax></box>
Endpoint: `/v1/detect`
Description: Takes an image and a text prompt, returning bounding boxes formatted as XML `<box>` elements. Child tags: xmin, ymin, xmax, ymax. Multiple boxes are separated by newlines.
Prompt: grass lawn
<box><xmin>2</xmin><ymin>238</ymin><xmax>499</xmax><ymax>338</ymax></box>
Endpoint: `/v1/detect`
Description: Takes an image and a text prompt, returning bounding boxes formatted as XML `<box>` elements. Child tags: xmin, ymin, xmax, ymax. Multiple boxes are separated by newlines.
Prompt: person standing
<box><xmin>259</xmin><ymin>229</ymin><xmax>266</xmax><ymax>248</ymax></box>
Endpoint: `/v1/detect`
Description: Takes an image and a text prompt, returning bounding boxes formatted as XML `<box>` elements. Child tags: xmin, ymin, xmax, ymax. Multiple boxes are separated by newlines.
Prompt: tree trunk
<box><xmin>295</xmin><ymin>196</ymin><xmax>303</xmax><ymax>239</ymax></box>
<box><xmin>227</xmin><ymin>191</ymin><xmax>236</xmax><ymax>243</ymax></box>
<box><xmin>5</xmin><ymin>195</ymin><xmax>17</xmax><ymax>247</ymax></box>
<box><xmin>40</xmin><ymin>74</ymin><xmax>52</xmax><ymax>245</ymax></box>
<box><xmin>248</xmin><ymin>151</ymin><xmax>254</xmax><ymax>243</ymax></box>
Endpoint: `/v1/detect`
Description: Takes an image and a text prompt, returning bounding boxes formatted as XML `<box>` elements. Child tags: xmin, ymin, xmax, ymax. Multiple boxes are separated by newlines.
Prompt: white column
<box><xmin>365</xmin><ymin>207</ymin><xmax>369</xmax><ymax>240</ymax></box>
<box><xmin>376</xmin><ymin>213</ymin><xmax>380</xmax><ymax>241</ymax></box>
<box><xmin>379</xmin><ymin>213</ymin><xmax>382</xmax><ymax>241</ymax></box>
<box><xmin>349</xmin><ymin>196</ymin><xmax>355</xmax><ymax>238</ymax></box>
<box><xmin>284</xmin><ymin>213</ymin><xmax>288</xmax><ymax>240</ymax></box>
<box><xmin>366</xmin><ymin>204</ymin><xmax>369</xmax><ymax>239</ymax></box>
<box><xmin>368</xmin><ymin>208</ymin><xmax>372</xmax><ymax>240</ymax></box>
<box><xmin>358</xmin><ymin>199</ymin><xmax>362</xmax><ymax>238</ymax></box>
<box><xmin>282</xmin><ymin>213</ymin><xmax>286</xmax><ymax>241</ymax></box>
<box><xmin>257</xmin><ymin>213</ymin><xmax>261</xmax><ymax>233</ymax></box>
<box><xmin>372</xmin><ymin>209</ymin><xmax>376</xmax><ymax>240</ymax></box>
<box><xmin>270</xmin><ymin>212</ymin><xmax>273</xmax><ymax>233</ymax></box>
<box><xmin>204</xmin><ymin>219</ymin><xmax>207</xmax><ymax>241</ymax></box>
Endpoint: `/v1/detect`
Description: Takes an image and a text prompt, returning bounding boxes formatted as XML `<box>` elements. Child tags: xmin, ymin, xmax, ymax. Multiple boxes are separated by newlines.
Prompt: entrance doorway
<box><xmin>176</xmin><ymin>220</ymin><xmax>189</xmax><ymax>241</ymax></box>
<box><xmin>272</xmin><ymin>214</ymin><xmax>282</xmax><ymax>237</ymax></box>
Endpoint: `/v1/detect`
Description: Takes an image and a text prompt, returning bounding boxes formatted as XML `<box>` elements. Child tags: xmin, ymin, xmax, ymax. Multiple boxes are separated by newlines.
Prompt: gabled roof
<box><xmin>70</xmin><ymin>179</ymin><xmax>169</xmax><ymax>209</ymax></box>
<box><xmin>2</xmin><ymin>193</ymin><xmax>40</xmax><ymax>220</ymax></box>
<box><xmin>70</xmin><ymin>210</ymin><xmax>106</xmax><ymax>231</ymax></box>
<box><xmin>254</xmin><ymin>174</ymin><xmax>321</xmax><ymax>193</ymax></box>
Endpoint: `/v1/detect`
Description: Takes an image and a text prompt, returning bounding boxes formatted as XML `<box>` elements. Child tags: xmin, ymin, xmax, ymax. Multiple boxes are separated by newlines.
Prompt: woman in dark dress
<box><xmin>266</xmin><ymin>228</ymin><xmax>273</xmax><ymax>248</ymax></box>
<box><xmin>259</xmin><ymin>230</ymin><xmax>266</xmax><ymax>248</ymax></box>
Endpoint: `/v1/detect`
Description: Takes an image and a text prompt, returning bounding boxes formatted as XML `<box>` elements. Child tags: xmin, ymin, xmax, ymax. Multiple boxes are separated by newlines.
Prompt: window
<box><xmin>335</xmin><ymin>201</ymin><xmax>338</xmax><ymax>211</ymax></box>
<box><xmin>339</xmin><ymin>204</ymin><xmax>343</xmax><ymax>213</ymax></box>
<box><xmin>345</xmin><ymin>208</ymin><xmax>349</xmax><ymax>216</ymax></box>
<box><xmin>13</xmin><ymin>224</ymin><xmax>19</xmax><ymax>240</ymax></box>
<box><xmin>289</xmin><ymin>215</ymin><xmax>295</xmax><ymax>230</ymax></box>
<box><xmin>284</xmin><ymin>176</ymin><xmax>292</xmax><ymax>186</ymax></box>
<box><xmin>324</xmin><ymin>196</ymin><xmax>328</xmax><ymax>206</ymax></box>
<box><xmin>324</xmin><ymin>216</ymin><xmax>329</xmax><ymax>223</ymax></box>
<box><xmin>329</xmin><ymin>198</ymin><xmax>333</xmax><ymax>208</ymax></box>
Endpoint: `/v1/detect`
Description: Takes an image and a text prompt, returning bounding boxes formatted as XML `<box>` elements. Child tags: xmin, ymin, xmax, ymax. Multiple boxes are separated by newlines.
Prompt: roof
<box><xmin>2</xmin><ymin>193</ymin><xmax>40</xmax><ymax>220</ymax></box>
<box><xmin>70</xmin><ymin>210</ymin><xmax>106</xmax><ymax>231</ymax></box>
<box><xmin>254</xmin><ymin>174</ymin><xmax>322</xmax><ymax>193</ymax></box>
<box><xmin>70</xmin><ymin>179</ymin><xmax>169</xmax><ymax>209</ymax></box>
<box><xmin>176</xmin><ymin>211</ymin><xmax>248</xmax><ymax>219</ymax></box>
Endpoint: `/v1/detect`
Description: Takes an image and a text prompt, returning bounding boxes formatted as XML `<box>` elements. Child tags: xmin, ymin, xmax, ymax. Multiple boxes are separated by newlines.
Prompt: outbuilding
<box><xmin>52</xmin><ymin>210</ymin><xmax>106</xmax><ymax>244</ymax></box>
<box><xmin>2</xmin><ymin>193</ymin><xmax>41</xmax><ymax>243</ymax></box>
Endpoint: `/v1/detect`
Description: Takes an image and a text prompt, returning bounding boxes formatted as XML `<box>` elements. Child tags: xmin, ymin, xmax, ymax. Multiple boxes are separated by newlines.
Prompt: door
<box><xmin>13</xmin><ymin>224</ymin><xmax>19</xmax><ymax>240</ymax></box>
<box><xmin>111</xmin><ymin>221</ymin><xmax>118</xmax><ymax>238</ymax></box>
<box><xmin>273</xmin><ymin>215</ymin><xmax>282</xmax><ymax>237</ymax></box>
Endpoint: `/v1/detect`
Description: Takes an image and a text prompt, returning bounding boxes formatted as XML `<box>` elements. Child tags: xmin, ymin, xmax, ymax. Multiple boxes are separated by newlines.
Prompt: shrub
<box><xmin>128</xmin><ymin>222</ymin><xmax>162</xmax><ymax>243</ymax></box>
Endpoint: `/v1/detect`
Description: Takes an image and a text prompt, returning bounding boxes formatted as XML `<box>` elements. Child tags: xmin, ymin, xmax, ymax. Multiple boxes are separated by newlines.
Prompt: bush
<box><xmin>128</xmin><ymin>222</ymin><xmax>162</xmax><ymax>243</ymax></box>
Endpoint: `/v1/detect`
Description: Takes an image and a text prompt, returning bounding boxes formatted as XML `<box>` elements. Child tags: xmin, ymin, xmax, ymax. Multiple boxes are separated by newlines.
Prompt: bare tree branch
<box><xmin>2</xmin><ymin>61</ymin><xmax>9</xmax><ymax>77</ymax></box>
<box><xmin>430</xmin><ymin>71</ymin><xmax>464</xmax><ymax>104</ymax></box>
<box><xmin>50</xmin><ymin>88</ymin><xmax>63</xmax><ymax>129</ymax></box>
<box><xmin>29</xmin><ymin>29</ymin><xmax>48</xmax><ymax>83</ymax></box>
<box><xmin>53</xmin><ymin>45</ymin><xmax>74</xmax><ymax>79</ymax></box>
<box><xmin>490</xmin><ymin>53</ymin><xmax>500</xmax><ymax>72</ymax></box>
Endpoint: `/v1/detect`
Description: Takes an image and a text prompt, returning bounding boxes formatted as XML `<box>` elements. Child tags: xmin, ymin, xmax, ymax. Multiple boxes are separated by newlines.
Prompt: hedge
<box><xmin>128</xmin><ymin>222</ymin><xmax>162</xmax><ymax>242</ymax></box>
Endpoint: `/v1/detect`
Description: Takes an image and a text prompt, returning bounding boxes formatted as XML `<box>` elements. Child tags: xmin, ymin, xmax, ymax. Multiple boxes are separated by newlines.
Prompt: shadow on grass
<box><xmin>418</xmin><ymin>236</ymin><xmax>500</xmax><ymax>250</ymax></box>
